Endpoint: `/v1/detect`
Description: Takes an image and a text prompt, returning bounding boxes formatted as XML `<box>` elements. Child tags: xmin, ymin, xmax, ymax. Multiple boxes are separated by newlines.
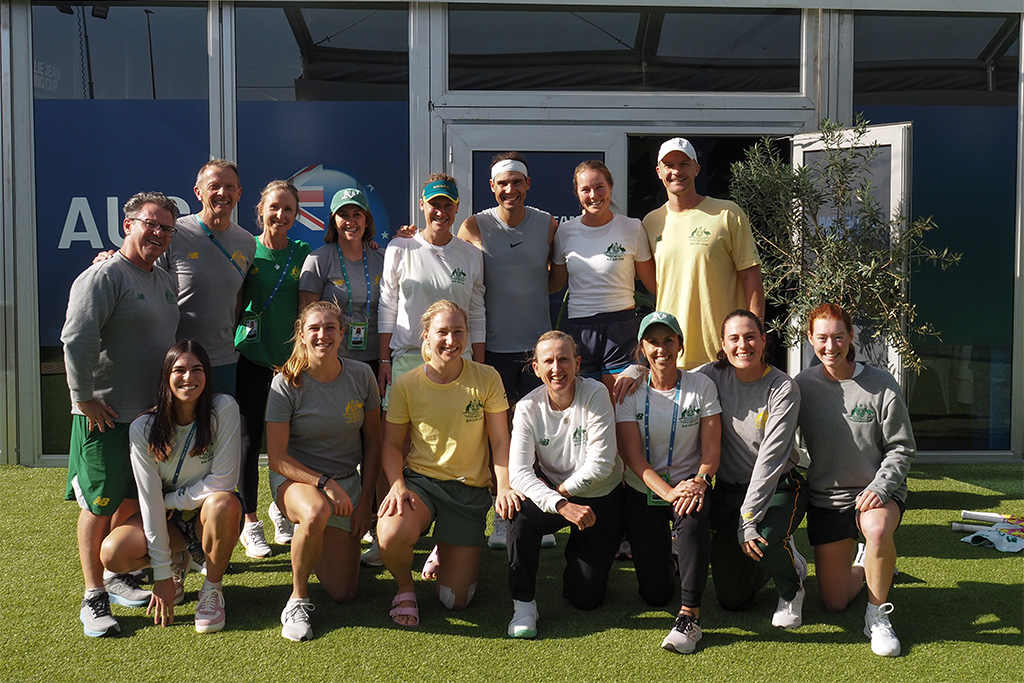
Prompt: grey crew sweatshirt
<box><xmin>796</xmin><ymin>363</ymin><xmax>915</xmax><ymax>509</ymax></box>
<box><xmin>696</xmin><ymin>362</ymin><xmax>801</xmax><ymax>543</ymax></box>
<box><xmin>61</xmin><ymin>253</ymin><xmax>179</xmax><ymax>424</ymax></box>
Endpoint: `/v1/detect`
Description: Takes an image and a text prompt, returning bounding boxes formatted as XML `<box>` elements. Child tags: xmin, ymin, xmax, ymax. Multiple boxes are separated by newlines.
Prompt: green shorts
<box><xmin>381</xmin><ymin>350</ymin><xmax>425</xmax><ymax>411</ymax></box>
<box><xmin>403</xmin><ymin>467</ymin><xmax>490</xmax><ymax>547</ymax></box>
<box><xmin>65</xmin><ymin>416</ymin><xmax>135</xmax><ymax>516</ymax></box>
<box><xmin>269</xmin><ymin>469</ymin><xmax>362</xmax><ymax>533</ymax></box>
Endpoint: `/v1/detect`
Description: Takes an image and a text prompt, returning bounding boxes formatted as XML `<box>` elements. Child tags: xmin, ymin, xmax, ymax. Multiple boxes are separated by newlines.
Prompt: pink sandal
<box><xmin>421</xmin><ymin>545</ymin><xmax>440</xmax><ymax>580</ymax></box>
<box><xmin>390</xmin><ymin>591</ymin><xmax>419</xmax><ymax>627</ymax></box>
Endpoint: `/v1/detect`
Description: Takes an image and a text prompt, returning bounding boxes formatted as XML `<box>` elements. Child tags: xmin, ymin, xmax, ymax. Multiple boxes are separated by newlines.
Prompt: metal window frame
<box><xmin>1</xmin><ymin>1</ymin><xmax>1021</xmax><ymax>464</ymax></box>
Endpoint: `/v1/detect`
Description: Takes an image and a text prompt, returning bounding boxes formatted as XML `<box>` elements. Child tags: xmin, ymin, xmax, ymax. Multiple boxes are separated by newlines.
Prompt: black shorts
<box><xmin>806</xmin><ymin>498</ymin><xmax>906</xmax><ymax>546</ymax></box>
<box><xmin>485</xmin><ymin>350</ymin><xmax>542</xmax><ymax>405</ymax></box>
<box><xmin>563</xmin><ymin>308</ymin><xmax>638</xmax><ymax>377</ymax></box>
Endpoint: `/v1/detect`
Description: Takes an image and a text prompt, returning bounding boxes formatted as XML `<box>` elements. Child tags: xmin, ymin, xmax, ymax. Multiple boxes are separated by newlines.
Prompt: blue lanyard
<box><xmin>335</xmin><ymin>243</ymin><xmax>372</xmax><ymax>320</ymax></box>
<box><xmin>169</xmin><ymin>422</ymin><xmax>198</xmax><ymax>489</ymax></box>
<box><xmin>197</xmin><ymin>217</ymin><xmax>246</xmax><ymax>278</ymax></box>
<box><xmin>643</xmin><ymin>372</ymin><xmax>681</xmax><ymax>469</ymax></box>
<box><xmin>255</xmin><ymin>240</ymin><xmax>296</xmax><ymax>315</ymax></box>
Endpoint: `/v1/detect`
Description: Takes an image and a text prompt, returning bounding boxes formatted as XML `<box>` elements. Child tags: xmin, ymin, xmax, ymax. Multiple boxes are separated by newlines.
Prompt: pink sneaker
<box><xmin>195</xmin><ymin>583</ymin><xmax>226</xmax><ymax>633</ymax></box>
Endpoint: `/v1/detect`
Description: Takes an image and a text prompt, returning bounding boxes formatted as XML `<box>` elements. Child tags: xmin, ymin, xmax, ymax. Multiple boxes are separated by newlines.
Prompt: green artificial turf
<box><xmin>1</xmin><ymin>463</ymin><xmax>1021</xmax><ymax>682</ymax></box>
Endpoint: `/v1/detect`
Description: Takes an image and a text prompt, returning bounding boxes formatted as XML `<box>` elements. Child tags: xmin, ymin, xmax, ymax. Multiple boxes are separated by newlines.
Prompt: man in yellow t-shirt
<box><xmin>642</xmin><ymin>137</ymin><xmax>765</xmax><ymax>369</ymax></box>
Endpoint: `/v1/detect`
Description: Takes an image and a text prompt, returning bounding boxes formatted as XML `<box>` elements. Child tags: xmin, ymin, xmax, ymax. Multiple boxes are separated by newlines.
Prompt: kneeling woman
<box><xmin>696</xmin><ymin>309</ymin><xmax>808</xmax><ymax>629</ymax></box>
<box><xmin>506</xmin><ymin>330</ymin><xmax>624</xmax><ymax>639</ymax></box>
<box><xmin>377</xmin><ymin>300</ymin><xmax>518</xmax><ymax>627</ymax></box>
<box><xmin>266</xmin><ymin>300</ymin><xmax>382</xmax><ymax>642</ymax></box>
<box><xmin>796</xmin><ymin>303</ymin><xmax>914</xmax><ymax>657</ymax></box>
<box><xmin>101</xmin><ymin>340</ymin><xmax>242</xmax><ymax>634</ymax></box>
<box><xmin>616</xmin><ymin>312</ymin><xmax>720</xmax><ymax>654</ymax></box>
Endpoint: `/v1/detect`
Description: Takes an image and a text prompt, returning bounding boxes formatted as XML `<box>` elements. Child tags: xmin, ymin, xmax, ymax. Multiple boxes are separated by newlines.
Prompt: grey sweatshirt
<box><xmin>697</xmin><ymin>362</ymin><xmax>801</xmax><ymax>543</ymax></box>
<box><xmin>796</xmin><ymin>363</ymin><xmax>915</xmax><ymax>509</ymax></box>
<box><xmin>157</xmin><ymin>214</ymin><xmax>255</xmax><ymax>366</ymax></box>
<box><xmin>61</xmin><ymin>253</ymin><xmax>179</xmax><ymax>423</ymax></box>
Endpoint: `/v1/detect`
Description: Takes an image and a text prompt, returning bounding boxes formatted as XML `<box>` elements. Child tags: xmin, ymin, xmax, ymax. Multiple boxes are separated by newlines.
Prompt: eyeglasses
<box><xmin>131</xmin><ymin>217</ymin><xmax>177</xmax><ymax>236</ymax></box>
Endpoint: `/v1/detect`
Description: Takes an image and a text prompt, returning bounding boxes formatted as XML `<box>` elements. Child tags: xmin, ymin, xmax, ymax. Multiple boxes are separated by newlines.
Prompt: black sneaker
<box><xmin>80</xmin><ymin>592</ymin><xmax>120</xmax><ymax>638</ymax></box>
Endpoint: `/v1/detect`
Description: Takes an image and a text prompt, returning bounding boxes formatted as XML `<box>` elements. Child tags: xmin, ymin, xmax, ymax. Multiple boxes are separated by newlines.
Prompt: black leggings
<box><xmin>234</xmin><ymin>354</ymin><xmax>274</xmax><ymax>516</ymax></box>
<box><xmin>623</xmin><ymin>483</ymin><xmax>711</xmax><ymax>610</ymax></box>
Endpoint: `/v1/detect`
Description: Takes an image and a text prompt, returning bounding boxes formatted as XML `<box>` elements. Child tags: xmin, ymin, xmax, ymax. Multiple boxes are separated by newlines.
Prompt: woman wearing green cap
<box><xmin>615</xmin><ymin>311</ymin><xmax>721</xmax><ymax>654</ymax></box>
<box><xmin>299</xmin><ymin>187</ymin><xmax>385</xmax><ymax>376</ymax></box>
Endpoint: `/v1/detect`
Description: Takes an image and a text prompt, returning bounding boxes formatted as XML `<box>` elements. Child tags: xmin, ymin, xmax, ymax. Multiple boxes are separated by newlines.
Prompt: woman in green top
<box><xmin>235</xmin><ymin>180</ymin><xmax>311</xmax><ymax>559</ymax></box>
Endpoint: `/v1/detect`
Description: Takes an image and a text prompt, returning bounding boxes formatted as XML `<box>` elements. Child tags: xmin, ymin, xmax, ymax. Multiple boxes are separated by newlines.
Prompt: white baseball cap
<box><xmin>658</xmin><ymin>137</ymin><xmax>698</xmax><ymax>163</ymax></box>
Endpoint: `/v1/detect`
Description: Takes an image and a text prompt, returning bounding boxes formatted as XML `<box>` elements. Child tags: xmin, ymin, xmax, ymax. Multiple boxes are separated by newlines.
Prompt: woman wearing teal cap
<box><xmin>615</xmin><ymin>311</ymin><xmax>721</xmax><ymax>654</ymax></box>
<box><xmin>377</xmin><ymin>173</ymin><xmax>489</xmax><ymax>579</ymax></box>
<box><xmin>299</xmin><ymin>187</ymin><xmax>386</xmax><ymax>375</ymax></box>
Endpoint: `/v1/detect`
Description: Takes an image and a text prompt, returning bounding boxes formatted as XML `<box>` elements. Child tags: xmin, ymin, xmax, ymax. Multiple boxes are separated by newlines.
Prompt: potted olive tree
<box><xmin>729</xmin><ymin>117</ymin><xmax>960</xmax><ymax>375</ymax></box>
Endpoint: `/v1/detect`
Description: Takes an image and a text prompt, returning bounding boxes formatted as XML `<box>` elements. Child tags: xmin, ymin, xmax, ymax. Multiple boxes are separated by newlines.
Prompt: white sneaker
<box><xmin>488</xmin><ymin>517</ymin><xmax>509</xmax><ymax>549</ymax></box>
<box><xmin>853</xmin><ymin>542</ymin><xmax>866</xmax><ymax>568</ymax></box>
<box><xmin>240</xmin><ymin>520</ymin><xmax>273</xmax><ymax>558</ymax></box>
<box><xmin>360</xmin><ymin>537</ymin><xmax>383</xmax><ymax>567</ymax></box>
<box><xmin>268</xmin><ymin>501</ymin><xmax>294</xmax><ymax>544</ymax></box>
<box><xmin>170</xmin><ymin>549</ymin><xmax>190</xmax><ymax>606</ymax></box>
<box><xmin>790</xmin><ymin>538</ymin><xmax>808</xmax><ymax>584</ymax></box>
<box><xmin>865</xmin><ymin>603</ymin><xmax>901</xmax><ymax>656</ymax></box>
<box><xmin>661</xmin><ymin>612</ymin><xmax>702</xmax><ymax>654</ymax></box>
<box><xmin>194</xmin><ymin>583</ymin><xmax>226</xmax><ymax>634</ymax></box>
<box><xmin>541</xmin><ymin>533</ymin><xmax>557</xmax><ymax>549</ymax></box>
<box><xmin>772</xmin><ymin>586</ymin><xmax>806</xmax><ymax>629</ymax></box>
<box><xmin>281</xmin><ymin>598</ymin><xmax>315</xmax><ymax>642</ymax></box>
<box><xmin>507</xmin><ymin>599</ymin><xmax>538</xmax><ymax>639</ymax></box>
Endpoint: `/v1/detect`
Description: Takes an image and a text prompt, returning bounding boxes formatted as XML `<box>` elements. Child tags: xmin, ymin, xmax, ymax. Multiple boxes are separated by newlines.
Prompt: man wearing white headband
<box><xmin>457</xmin><ymin>151</ymin><xmax>559</xmax><ymax>551</ymax></box>
<box><xmin>642</xmin><ymin>138</ymin><xmax>764</xmax><ymax>369</ymax></box>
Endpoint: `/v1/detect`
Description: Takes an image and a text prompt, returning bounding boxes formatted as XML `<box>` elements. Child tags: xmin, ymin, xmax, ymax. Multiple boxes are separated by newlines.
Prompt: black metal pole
<box><xmin>145</xmin><ymin>10</ymin><xmax>156</xmax><ymax>99</ymax></box>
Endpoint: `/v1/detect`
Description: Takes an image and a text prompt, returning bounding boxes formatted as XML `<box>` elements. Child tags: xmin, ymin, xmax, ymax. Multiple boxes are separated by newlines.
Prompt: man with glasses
<box><xmin>62</xmin><ymin>192</ymin><xmax>181</xmax><ymax>637</ymax></box>
<box><xmin>157</xmin><ymin>159</ymin><xmax>256</xmax><ymax>395</ymax></box>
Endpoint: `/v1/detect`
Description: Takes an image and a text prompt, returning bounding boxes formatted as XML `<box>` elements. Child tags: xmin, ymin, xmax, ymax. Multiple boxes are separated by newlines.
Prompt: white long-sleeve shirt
<box><xmin>509</xmin><ymin>377</ymin><xmax>622</xmax><ymax>514</ymax></box>
<box><xmin>129</xmin><ymin>394</ymin><xmax>241</xmax><ymax>581</ymax></box>
<box><xmin>377</xmin><ymin>232</ymin><xmax>485</xmax><ymax>358</ymax></box>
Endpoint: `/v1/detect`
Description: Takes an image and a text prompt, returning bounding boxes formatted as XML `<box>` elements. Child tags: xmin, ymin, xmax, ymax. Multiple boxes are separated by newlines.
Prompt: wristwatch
<box><xmin>317</xmin><ymin>474</ymin><xmax>330</xmax><ymax>490</ymax></box>
<box><xmin>694</xmin><ymin>473</ymin><xmax>713</xmax><ymax>488</ymax></box>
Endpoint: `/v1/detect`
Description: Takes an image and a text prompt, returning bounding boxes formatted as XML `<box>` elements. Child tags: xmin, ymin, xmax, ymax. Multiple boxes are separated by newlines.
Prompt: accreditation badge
<box><xmin>347</xmin><ymin>321</ymin><xmax>367</xmax><ymax>350</ymax></box>
<box><xmin>647</xmin><ymin>472</ymin><xmax>671</xmax><ymax>507</ymax></box>
<box><xmin>235</xmin><ymin>312</ymin><xmax>261</xmax><ymax>346</ymax></box>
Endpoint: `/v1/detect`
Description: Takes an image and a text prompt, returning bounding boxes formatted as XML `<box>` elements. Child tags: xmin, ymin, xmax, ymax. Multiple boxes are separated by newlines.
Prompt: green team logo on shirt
<box><xmin>451</xmin><ymin>268</ymin><xmax>468</xmax><ymax>284</ymax></box>
<box><xmin>137</xmin><ymin>293</ymin><xmax>146</xmax><ymax>300</ymax></box>
<box><xmin>572</xmin><ymin>426</ymin><xmax>587</xmax><ymax>447</ymax></box>
<box><xmin>678</xmin><ymin>405</ymin><xmax>701</xmax><ymax>428</ymax></box>
<box><xmin>688</xmin><ymin>225</ymin><xmax>711</xmax><ymax>246</ymax></box>
<box><xmin>635</xmin><ymin>412</ymin><xmax>645</xmax><ymax>421</ymax></box>
<box><xmin>604</xmin><ymin>243</ymin><xmax>626</xmax><ymax>261</ymax></box>
<box><xmin>198</xmin><ymin>447</ymin><xmax>214</xmax><ymax>464</ymax></box>
<box><xmin>539</xmin><ymin>438</ymin><xmax>550</xmax><ymax>446</ymax></box>
<box><xmin>463</xmin><ymin>399</ymin><xmax>484</xmax><ymax>422</ymax></box>
<box><xmin>847</xmin><ymin>405</ymin><xmax>876</xmax><ymax>424</ymax></box>
<box><xmin>165</xmin><ymin>290</ymin><xmax>176</xmax><ymax>304</ymax></box>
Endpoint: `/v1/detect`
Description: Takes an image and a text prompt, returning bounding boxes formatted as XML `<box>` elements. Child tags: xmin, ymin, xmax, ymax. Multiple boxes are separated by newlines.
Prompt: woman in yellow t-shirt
<box><xmin>377</xmin><ymin>300</ymin><xmax>521</xmax><ymax>627</ymax></box>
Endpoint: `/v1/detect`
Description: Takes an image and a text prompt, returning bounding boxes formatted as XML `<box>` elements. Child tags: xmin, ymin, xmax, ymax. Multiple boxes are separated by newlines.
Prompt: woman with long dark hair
<box><xmin>695</xmin><ymin>309</ymin><xmax>808</xmax><ymax>630</ymax></box>
<box><xmin>101</xmin><ymin>340</ymin><xmax>242</xmax><ymax>634</ymax></box>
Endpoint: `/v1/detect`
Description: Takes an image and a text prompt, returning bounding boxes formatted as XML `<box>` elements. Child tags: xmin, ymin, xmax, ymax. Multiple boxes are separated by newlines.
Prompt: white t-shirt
<box><xmin>509</xmin><ymin>377</ymin><xmax>623</xmax><ymax>514</ymax></box>
<box><xmin>552</xmin><ymin>213</ymin><xmax>653</xmax><ymax>318</ymax></box>
<box><xmin>377</xmin><ymin>232</ymin><xmax>485</xmax><ymax>358</ymax></box>
<box><xmin>615</xmin><ymin>369</ymin><xmax>721</xmax><ymax>492</ymax></box>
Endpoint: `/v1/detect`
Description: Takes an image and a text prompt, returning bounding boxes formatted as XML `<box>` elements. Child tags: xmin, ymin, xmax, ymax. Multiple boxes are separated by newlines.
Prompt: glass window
<box><xmin>235</xmin><ymin>3</ymin><xmax>409</xmax><ymax>254</ymax></box>
<box><xmin>33</xmin><ymin>3</ymin><xmax>209</xmax><ymax>454</ymax></box>
<box><xmin>855</xmin><ymin>12</ymin><xmax>1019</xmax><ymax>450</ymax></box>
<box><xmin>449</xmin><ymin>6</ymin><xmax>801</xmax><ymax>92</ymax></box>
